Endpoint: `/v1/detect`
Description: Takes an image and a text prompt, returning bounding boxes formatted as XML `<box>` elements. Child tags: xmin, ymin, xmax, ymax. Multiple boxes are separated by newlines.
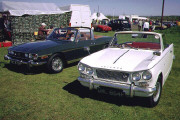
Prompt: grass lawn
<box><xmin>0</xmin><ymin>27</ymin><xmax>180</xmax><ymax>120</ymax></box>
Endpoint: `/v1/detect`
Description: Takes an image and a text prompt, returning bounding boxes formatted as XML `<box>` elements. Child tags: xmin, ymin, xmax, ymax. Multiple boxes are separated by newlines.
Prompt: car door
<box><xmin>62</xmin><ymin>40</ymin><xmax>91</xmax><ymax>61</ymax></box>
<box><xmin>161</xmin><ymin>44</ymin><xmax>174</xmax><ymax>81</ymax></box>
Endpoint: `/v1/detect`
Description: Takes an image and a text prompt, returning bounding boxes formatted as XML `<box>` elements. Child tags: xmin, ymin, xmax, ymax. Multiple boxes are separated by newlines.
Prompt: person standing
<box><xmin>38</xmin><ymin>23</ymin><xmax>49</xmax><ymax>40</ymax></box>
<box><xmin>143</xmin><ymin>20</ymin><xmax>149</xmax><ymax>38</ymax></box>
<box><xmin>143</xmin><ymin>20</ymin><xmax>149</xmax><ymax>31</ymax></box>
<box><xmin>138</xmin><ymin>19</ymin><xmax>143</xmax><ymax>31</ymax></box>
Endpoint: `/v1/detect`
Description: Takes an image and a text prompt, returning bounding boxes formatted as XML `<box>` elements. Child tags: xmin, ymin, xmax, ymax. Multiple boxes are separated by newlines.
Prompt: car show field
<box><xmin>0</xmin><ymin>27</ymin><xmax>180</xmax><ymax>119</ymax></box>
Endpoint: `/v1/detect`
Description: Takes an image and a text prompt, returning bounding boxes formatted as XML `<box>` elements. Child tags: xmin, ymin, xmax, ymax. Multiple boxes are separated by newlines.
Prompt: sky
<box><xmin>1</xmin><ymin>0</ymin><xmax>180</xmax><ymax>16</ymax></box>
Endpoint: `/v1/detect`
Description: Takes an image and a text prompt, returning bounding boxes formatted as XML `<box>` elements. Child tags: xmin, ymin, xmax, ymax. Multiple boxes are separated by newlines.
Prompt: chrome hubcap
<box><xmin>153</xmin><ymin>82</ymin><xmax>161</xmax><ymax>102</ymax></box>
<box><xmin>52</xmin><ymin>57</ymin><xmax>63</xmax><ymax>71</ymax></box>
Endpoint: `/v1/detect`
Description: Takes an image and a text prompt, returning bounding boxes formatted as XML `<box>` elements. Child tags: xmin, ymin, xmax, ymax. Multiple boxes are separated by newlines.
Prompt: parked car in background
<box><xmin>108</xmin><ymin>19</ymin><xmax>131</xmax><ymax>31</ymax></box>
<box><xmin>163</xmin><ymin>22</ymin><xmax>173</xmax><ymax>28</ymax></box>
<box><xmin>4</xmin><ymin>27</ymin><xmax>112</xmax><ymax>73</ymax></box>
<box><xmin>154</xmin><ymin>23</ymin><xmax>167</xmax><ymax>30</ymax></box>
<box><xmin>78</xmin><ymin>31</ymin><xmax>174</xmax><ymax>107</ymax></box>
<box><xmin>93</xmin><ymin>24</ymin><xmax>112</xmax><ymax>32</ymax></box>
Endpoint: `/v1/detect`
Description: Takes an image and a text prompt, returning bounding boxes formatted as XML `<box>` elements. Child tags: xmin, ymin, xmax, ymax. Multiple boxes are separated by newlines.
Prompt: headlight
<box><xmin>25</xmin><ymin>53</ymin><xmax>29</xmax><ymax>58</ymax></box>
<box><xmin>78</xmin><ymin>63</ymin><xmax>85</xmax><ymax>72</ymax></box>
<box><xmin>142</xmin><ymin>71</ymin><xmax>152</xmax><ymax>80</ymax></box>
<box><xmin>29</xmin><ymin>53</ymin><xmax>33</xmax><ymax>59</ymax></box>
<box><xmin>33</xmin><ymin>54</ymin><xmax>38</xmax><ymax>60</ymax></box>
<box><xmin>132</xmin><ymin>72</ymin><xmax>141</xmax><ymax>81</ymax></box>
<box><xmin>9</xmin><ymin>50</ymin><xmax>14</xmax><ymax>55</ymax></box>
<box><xmin>29</xmin><ymin>53</ymin><xmax>38</xmax><ymax>60</ymax></box>
<box><xmin>86</xmin><ymin>67</ymin><xmax>93</xmax><ymax>75</ymax></box>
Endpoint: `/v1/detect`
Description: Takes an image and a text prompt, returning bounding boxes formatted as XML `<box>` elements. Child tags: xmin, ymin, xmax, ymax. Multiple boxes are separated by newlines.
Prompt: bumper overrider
<box><xmin>78</xmin><ymin>77</ymin><xmax>156</xmax><ymax>97</ymax></box>
<box><xmin>4</xmin><ymin>55</ymin><xmax>47</xmax><ymax>66</ymax></box>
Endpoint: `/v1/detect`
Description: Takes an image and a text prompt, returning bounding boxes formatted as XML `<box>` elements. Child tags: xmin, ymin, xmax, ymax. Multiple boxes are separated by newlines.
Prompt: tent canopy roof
<box><xmin>0</xmin><ymin>1</ymin><xmax>64</xmax><ymax>16</ymax></box>
<box><xmin>91</xmin><ymin>12</ymin><xmax>109</xmax><ymax>21</ymax></box>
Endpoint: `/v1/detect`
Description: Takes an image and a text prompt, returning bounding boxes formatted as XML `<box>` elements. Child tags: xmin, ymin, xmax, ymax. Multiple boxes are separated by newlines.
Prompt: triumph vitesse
<box><xmin>78</xmin><ymin>31</ymin><xmax>174</xmax><ymax>107</ymax></box>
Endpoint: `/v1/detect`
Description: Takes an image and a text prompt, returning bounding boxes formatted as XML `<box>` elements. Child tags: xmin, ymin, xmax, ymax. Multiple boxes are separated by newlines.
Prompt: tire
<box><xmin>47</xmin><ymin>54</ymin><xmax>64</xmax><ymax>73</ymax></box>
<box><xmin>148</xmin><ymin>78</ymin><xmax>162</xmax><ymax>107</ymax></box>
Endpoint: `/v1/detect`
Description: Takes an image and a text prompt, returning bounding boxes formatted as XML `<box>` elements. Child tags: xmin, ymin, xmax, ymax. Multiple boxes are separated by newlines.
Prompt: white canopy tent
<box><xmin>91</xmin><ymin>12</ymin><xmax>109</xmax><ymax>21</ymax></box>
<box><xmin>0</xmin><ymin>1</ymin><xmax>64</xmax><ymax>16</ymax></box>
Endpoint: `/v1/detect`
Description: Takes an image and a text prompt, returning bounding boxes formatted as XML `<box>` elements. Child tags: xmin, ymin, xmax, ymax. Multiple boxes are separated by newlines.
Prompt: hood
<box><xmin>81</xmin><ymin>48</ymin><xmax>155</xmax><ymax>72</ymax></box>
<box><xmin>9</xmin><ymin>40</ymin><xmax>67</xmax><ymax>53</ymax></box>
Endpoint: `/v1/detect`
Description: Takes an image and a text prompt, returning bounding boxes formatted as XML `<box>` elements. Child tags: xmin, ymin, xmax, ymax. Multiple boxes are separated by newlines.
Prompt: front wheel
<box><xmin>148</xmin><ymin>80</ymin><xmax>162</xmax><ymax>107</ymax></box>
<box><xmin>47</xmin><ymin>54</ymin><xmax>64</xmax><ymax>73</ymax></box>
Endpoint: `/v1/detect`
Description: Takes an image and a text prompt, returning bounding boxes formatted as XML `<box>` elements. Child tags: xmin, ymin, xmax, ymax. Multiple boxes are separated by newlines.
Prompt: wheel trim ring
<box><xmin>52</xmin><ymin>57</ymin><xmax>63</xmax><ymax>71</ymax></box>
<box><xmin>153</xmin><ymin>82</ymin><xmax>161</xmax><ymax>102</ymax></box>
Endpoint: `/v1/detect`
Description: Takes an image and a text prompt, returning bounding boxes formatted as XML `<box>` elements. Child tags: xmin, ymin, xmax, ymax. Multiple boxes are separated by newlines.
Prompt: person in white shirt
<box><xmin>143</xmin><ymin>20</ymin><xmax>149</xmax><ymax>31</ymax></box>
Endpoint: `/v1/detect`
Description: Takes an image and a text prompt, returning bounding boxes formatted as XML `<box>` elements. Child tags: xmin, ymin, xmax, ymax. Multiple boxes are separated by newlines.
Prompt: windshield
<box><xmin>47</xmin><ymin>28</ymin><xmax>78</xmax><ymax>41</ymax></box>
<box><xmin>110</xmin><ymin>33</ymin><xmax>161</xmax><ymax>50</ymax></box>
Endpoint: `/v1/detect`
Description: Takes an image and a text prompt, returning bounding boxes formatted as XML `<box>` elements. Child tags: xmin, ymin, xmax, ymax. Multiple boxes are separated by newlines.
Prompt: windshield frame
<box><xmin>109</xmin><ymin>31</ymin><xmax>163</xmax><ymax>51</ymax></box>
<box><xmin>47</xmin><ymin>27</ymin><xmax>78</xmax><ymax>42</ymax></box>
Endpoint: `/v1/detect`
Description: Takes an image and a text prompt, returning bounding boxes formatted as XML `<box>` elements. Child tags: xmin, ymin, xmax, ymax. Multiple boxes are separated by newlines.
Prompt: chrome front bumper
<box><xmin>4</xmin><ymin>55</ymin><xmax>47</xmax><ymax>66</ymax></box>
<box><xmin>78</xmin><ymin>77</ymin><xmax>156</xmax><ymax>97</ymax></box>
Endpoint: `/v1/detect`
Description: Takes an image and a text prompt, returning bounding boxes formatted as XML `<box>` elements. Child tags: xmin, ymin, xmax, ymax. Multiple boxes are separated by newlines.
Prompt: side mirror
<box><xmin>84</xmin><ymin>46</ymin><xmax>90</xmax><ymax>55</ymax></box>
<box><xmin>153</xmin><ymin>51</ymin><xmax>161</xmax><ymax>56</ymax></box>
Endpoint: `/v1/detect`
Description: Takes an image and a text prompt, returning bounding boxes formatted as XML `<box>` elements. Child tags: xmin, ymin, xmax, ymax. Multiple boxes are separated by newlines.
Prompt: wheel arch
<box><xmin>157</xmin><ymin>72</ymin><xmax>163</xmax><ymax>87</ymax></box>
<box><xmin>49</xmin><ymin>52</ymin><xmax>67</xmax><ymax>66</ymax></box>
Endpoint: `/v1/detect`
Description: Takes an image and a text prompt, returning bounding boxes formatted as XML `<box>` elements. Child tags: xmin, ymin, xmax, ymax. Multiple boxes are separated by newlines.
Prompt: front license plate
<box><xmin>11</xmin><ymin>60</ymin><xmax>22</xmax><ymax>65</ymax></box>
<box><xmin>97</xmin><ymin>86</ymin><xmax>125</xmax><ymax>97</ymax></box>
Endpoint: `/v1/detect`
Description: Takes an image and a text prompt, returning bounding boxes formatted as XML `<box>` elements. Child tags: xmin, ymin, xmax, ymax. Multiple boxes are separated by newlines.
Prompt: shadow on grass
<box><xmin>63</xmin><ymin>80</ymin><xmax>150</xmax><ymax>107</ymax></box>
<box><xmin>3</xmin><ymin>61</ymin><xmax>79</xmax><ymax>75</ymax></box>
<box><xmin>4</xmin><ymin>63</ymin><xmax>45</xmax><ymax>75</ymax></box>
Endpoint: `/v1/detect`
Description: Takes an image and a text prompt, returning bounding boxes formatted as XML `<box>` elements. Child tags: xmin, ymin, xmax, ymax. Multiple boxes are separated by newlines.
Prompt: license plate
<box><xmin>97</xmin><ymin>86</ymin><xmax>125</xmax><ymax>97</ymax></box>
<box><xmin>11</xmin><ymin>60</ymin><xmax>22</xmax><ymax>65</ymax></box>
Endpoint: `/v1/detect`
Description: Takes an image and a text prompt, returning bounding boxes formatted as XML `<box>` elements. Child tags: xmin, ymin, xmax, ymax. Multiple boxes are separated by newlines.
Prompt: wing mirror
<box><xmin>153</xmin><ymin>51</ymin><xmax>161</xmax><ymax>56</ymax></box>
<box><xmin>84</xmin><ymin>46</ymin><xmax>90</xmax><ymax>55</ymax></box>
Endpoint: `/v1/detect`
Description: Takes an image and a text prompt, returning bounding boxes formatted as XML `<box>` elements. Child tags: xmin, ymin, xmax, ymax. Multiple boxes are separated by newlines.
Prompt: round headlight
<box><xmin>132</xmin><ymin>72</ymin><xmax>141</xmax><ymax>81</ymax></box>
<box><xmin>86</xmin><ymin>67</ymin><xmax>93</xmax><ymax>75</ymax></box>
<box><xmin>142</xmin><ymin>71</ymin><xmax>152</xmax><ymax>80</ymax></box>
<box><xmin>10</xmin><ymin>50</ymin><xmax>14</xmax><ymax>55</ymax></box>
<box><xmin>33</xmin><ymin>54</ymin><xmax>38</xmax><ymax>60</ymax></box>
<box><xmin>29</xmin><ymin>53</ymin><xmax>32</xmax><ymax>59</ymax></box>
<box><xmin>78</xmin><ymin>63</ymin><xmax>85</xmax><ymax>72</ymax></box>
<box><xmin>25</xmin><ymin>53</ymin><xmax>29</xmax><ymax>58</ymax></box>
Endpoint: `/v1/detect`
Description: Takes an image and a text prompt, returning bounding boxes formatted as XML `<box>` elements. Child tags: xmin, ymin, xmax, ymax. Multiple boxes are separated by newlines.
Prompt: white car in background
<box><xmin>77</xmin><ymin>31</ymin><xmax>174</xmax><ymax>107</ymax></box>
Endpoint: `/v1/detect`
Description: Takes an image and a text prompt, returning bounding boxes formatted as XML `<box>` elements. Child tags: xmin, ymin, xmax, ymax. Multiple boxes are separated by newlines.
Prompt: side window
<box><xmin>78</xmin><ymin>28</ymin><xmax>91</xmax><ymax>41</ymax></box>
<box><xmin>79</xmin><ymin>32</ymin><xmax>91</xmax><ymax>41</ymax></box>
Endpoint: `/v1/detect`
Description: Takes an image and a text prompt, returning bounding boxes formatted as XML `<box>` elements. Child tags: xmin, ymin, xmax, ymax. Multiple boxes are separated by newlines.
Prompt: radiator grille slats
<box><xmin>96</xmin><ymin>69</ymin><xmax>129</xmax><ymax>82</ymax></box>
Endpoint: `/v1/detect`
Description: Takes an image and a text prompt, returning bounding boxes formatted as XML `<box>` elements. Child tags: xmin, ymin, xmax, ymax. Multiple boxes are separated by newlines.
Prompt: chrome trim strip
<box><xmin>4</xmin><ymin>55</ymin><xmax>47</xmax><ymax>66</ymax></box>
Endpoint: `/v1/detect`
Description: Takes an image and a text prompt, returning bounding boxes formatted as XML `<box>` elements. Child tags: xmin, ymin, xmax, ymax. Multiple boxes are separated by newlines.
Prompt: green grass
<box><xmin>0</xmin><ymin>27</ymin><xmax>180</xmax><ymax>120</ymax></box>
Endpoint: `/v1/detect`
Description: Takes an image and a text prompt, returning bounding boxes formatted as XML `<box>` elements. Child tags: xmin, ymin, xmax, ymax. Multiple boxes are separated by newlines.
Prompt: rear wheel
<box><xmin>148</xmin><ymin>79</ymin><xmax>162</xmax><ymax>107</ymax></box>
<box><xmin>47</xmin><ymin>54</ymin><xmax>64</xmax><ymax>73</ymax></box>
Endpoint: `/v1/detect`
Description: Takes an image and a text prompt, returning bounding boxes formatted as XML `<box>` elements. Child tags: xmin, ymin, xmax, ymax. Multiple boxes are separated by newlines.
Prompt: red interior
<box><xmin>129</xmin><ymin>42</ymin><xmax>160</xmax><ymax>49</ymax></box>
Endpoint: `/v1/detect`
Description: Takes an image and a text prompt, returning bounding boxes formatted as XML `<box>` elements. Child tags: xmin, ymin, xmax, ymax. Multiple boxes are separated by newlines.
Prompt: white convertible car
<box><xmin>77</xmin><ymin>31</ymin><xmax>174</xmax><ymax>107</ymax></box>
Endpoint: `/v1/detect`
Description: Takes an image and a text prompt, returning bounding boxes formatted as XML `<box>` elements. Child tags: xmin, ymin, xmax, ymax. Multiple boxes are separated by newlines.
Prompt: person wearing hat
<box><xmin>38</xmin><ymin>23</ymin><xmax>49</xmax><ymax>40</ymax></box>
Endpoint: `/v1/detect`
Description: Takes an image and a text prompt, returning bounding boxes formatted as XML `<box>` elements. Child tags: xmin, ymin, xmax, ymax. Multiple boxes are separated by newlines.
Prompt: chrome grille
<box><xmin>9</xmin><ymin>52</ymin><xmax>27</xmax><ymax>60</ymax></box>
<box><xmin>96</xmin><ymin>69</ymin><xmax>129</xmax><ymax>82</ymax></box>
